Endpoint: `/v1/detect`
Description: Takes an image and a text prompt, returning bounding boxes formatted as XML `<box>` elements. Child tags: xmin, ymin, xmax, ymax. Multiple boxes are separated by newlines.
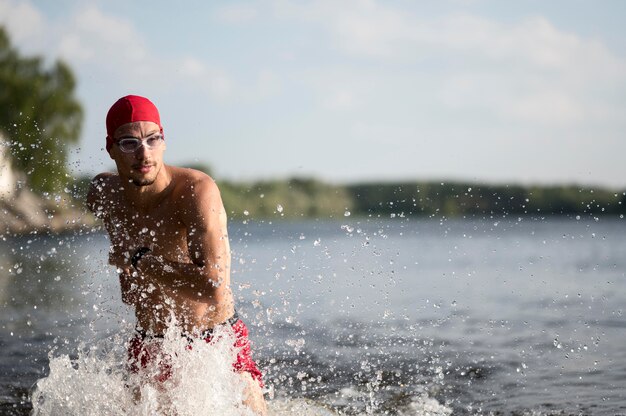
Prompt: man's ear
<box><xmin>107</xmin><ymin>140</ymin><xmax>116</xmax><ymax>160</ymax></box>
<box><xmin>106</xmin><ymin>136</ymin><xmax>116</xmax><ymax>160</ymax></box>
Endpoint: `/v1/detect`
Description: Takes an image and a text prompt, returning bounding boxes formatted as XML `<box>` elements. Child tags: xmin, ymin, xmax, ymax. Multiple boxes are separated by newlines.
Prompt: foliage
<box><xmin>219</xmin><ymin>177</ymin><xmax>353</xmax><ymax>219</ymax></box>
<box><xmin>71</xmin><ymin>167</ymin><xmax>625</xmax><ymax>220</ymax></box>
<box><xmin>0</xmin><ymin>27</ymin><xmax>83</xmax><ymax>194</ymax></box>
<box><xmin>346</xmin><ymin>181</ymin><xmax>625</xmax><ymax>218</ymax></box>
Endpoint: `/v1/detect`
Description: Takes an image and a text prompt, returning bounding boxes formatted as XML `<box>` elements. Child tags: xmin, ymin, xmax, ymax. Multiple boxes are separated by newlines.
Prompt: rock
<box><xmin>0</xmin><ymin>186</ymin><xmax>95</xmax><ymax>236</ymax></box>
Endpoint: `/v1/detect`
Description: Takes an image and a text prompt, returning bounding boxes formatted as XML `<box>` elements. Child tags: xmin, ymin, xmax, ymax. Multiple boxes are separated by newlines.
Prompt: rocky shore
<box><xmin>0</xmin><ymin>186</ymin><xmax>95</xmax><ymax>236</ymax></box>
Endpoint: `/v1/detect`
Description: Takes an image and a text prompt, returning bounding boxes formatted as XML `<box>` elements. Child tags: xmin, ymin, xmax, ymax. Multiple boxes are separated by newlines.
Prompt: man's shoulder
<box><xmin>170</xmin><ymin>166</ymin><xmax>220</xmax><ymax>197</ymax></box>
<box><xmin>86</xmin><ymin>172</ymin><xmax>120</xmax><ymax>214</ymax></box>
<box><xmin>88</xmin><ymin>171</ymin><xmax>122</xmax><ymax>197</ymax></box>
<box><xmin>90</xmin><ymin>171</ymin><xmax>120</xmax><ymax>187</ymax></box>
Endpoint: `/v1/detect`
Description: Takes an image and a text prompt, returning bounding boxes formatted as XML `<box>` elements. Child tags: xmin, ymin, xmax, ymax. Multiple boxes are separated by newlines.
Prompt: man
<box><xmin>87</xmin><ymin>95</ymin><xmax>267</xmax><ymax>414</ymax></box>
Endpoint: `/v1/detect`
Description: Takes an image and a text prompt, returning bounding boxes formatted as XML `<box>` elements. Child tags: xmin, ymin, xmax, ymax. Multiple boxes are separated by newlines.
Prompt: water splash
<box><xmin>29</xmin><ymin>321</ymin><xmax>453</xmax><ymax>416</ymax></box>
<box><xmin>31</xmin><ymin>324</ymin><xmax>254</xmax><ymax>416</ymax></box>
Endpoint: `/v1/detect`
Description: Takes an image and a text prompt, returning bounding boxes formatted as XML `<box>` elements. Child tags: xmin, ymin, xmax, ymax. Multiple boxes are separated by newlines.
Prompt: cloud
<box><xmin>270</xmin><ymin>1</ymin><xmax>626</xmax><ymax>126</ymax></box>
<box><xmin>0</xmin><ymin>2</ymin><xmax>240</xmax><ymax>102</ymax></box>
<box><xmin>57</xmin><ymin>5</ymin><xmax>148</xmax><ymax>66</ymax></box>
<box><xmin>0</xmin><ymin>2</ymin><xmax>158</xmax><ymax>89</ymax></box>
<box><xmin>179</xmin><ymin>57</ymin><xmax>233</xmax><ymax>100</ymax></box>
<box><xmin>254</xmin><ymin>69</ymin><xmax>281</xmax><ymax>100</ymax></box>
<box><xmin>324</xmin><ymin>90</ymin><xmax>355</xmax><ymax>111</ymax></box>
<box><xmin>0</xmin><ymin>0</ymin><xmax>45</xmax><ymax>51</ymax></box>
<box><xmin>504</xmin><ymin>90</ymin><xmax>585</xmax><ymax>124</ymax></box>
<box><xmin>178</xmin><ymin>59</ymin><xmax>282</xmax><ymax>102</ymax></box>
<box><xmin>433</xmin><ymin>14</ymin><xmax>625</xmax><ymax>80</ymax></box>
<box><xmin>51</xmin><ymin>5</ymin><xmax>281</xmax><ymax>103</ymax></box>
<box><xmin>275</xmin><ymin>2</ymin><xmax>624</xmax><ymax>76</ymax></box>
<box><xmin>272</xmin><ymin>0</ymin><xmax>411</xmax><ymax>58</ymax></box>
<box><xmin>214</xmin><ymin>4</ymin><xmax>259</xmax><ymax>24</ymax></box>
<box><xmin>0</xmin><ymin>1</ymin><xmax>282</xmax><ymax>107</ymax></box>
<box><xmin>1</xmin><ymin>1</ymin><xmax>148</xmax><ymax>70</ymax></box>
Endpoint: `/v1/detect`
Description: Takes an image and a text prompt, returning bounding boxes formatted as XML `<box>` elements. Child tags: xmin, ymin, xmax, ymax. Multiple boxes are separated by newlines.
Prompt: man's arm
<box><xmin>86</xmin><ymin>173</ymin><xmax>112</xmax><ymax>218</ymax></box>
<box><xmin>86</xmin><ymin>173</ymin><xmax>138</xmax><ymax>303</ymax></box>
<box><xmin>135</xmin><ymin>177</ymin><xmax>231</xmax><ymax>302</ymax></box>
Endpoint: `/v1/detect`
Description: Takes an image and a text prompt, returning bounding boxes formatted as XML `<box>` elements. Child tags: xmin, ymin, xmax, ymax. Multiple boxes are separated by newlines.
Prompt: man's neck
<box><xmin>122</xmin><ymin>165</ymin><xmax>173</xmax><ymax>213</ymax></box>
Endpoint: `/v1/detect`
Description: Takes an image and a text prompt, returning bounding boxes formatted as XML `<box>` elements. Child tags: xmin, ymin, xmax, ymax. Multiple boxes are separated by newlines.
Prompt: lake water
<box><xmin>0</xmin><ymin>216</ymin><xmax>625</xmax><ymax>415</ymax></box>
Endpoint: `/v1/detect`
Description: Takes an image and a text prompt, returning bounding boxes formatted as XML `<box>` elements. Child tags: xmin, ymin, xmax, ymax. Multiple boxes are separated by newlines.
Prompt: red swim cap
<box><xmin>105</xmin><ymin>95</ymin><xmax>163</xmax><ymax>152</ymax></box>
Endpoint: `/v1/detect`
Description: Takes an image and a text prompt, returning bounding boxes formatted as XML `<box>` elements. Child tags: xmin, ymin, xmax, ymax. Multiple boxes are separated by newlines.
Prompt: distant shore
<box><xmin>3</xmin><ymin>177</ymin><xmax>623</xmax><ymax>236</ymax></box>
<box><xmin>217</xmin><ymin>178</ymin><xmax>626</xmax><ymax>220</ymax></box>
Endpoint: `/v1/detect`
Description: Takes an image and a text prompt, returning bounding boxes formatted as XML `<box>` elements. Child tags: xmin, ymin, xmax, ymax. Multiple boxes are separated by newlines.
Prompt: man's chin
<box><xmin>126</xmin><ymin>164</ymin><xmax>160</xmax><ymax>187</ymax></box>
<box><xmin>132</xmin><ymin>178</ymin><xmax>156</xmax><ymax>187</ymax></box>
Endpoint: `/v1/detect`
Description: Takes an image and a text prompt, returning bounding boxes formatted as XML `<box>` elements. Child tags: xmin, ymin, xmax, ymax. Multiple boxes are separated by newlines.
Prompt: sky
<box><xmin>1</xmin><ymin>0</ymin><xmax>625</xmax><ymax>188</ymax></box>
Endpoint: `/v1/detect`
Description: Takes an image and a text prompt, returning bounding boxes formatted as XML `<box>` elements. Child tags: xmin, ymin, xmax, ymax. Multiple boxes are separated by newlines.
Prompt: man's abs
<box><xmin>131</xmin><ymin>284</ymin><xmax>235</xmax><ymax>336</ymax></box>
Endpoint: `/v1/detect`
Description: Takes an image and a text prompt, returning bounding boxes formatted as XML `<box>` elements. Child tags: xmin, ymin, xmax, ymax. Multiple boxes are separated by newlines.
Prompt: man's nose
<box><xmin>134</xmin><ymin>143</ymin><xmax>150</xmax><ymax>159</ymax></box>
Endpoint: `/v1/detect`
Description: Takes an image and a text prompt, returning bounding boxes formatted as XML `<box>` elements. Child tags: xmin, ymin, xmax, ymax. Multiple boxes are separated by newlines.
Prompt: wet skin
<box><xmin>88</xmin><ymin>121</ymin><xmax>267</xmax><ymax>415</ymax></box>
<box><xmin>87</xmin><ymin>121</ymin><xmax>234</xmax><ymax>335</ymax></box>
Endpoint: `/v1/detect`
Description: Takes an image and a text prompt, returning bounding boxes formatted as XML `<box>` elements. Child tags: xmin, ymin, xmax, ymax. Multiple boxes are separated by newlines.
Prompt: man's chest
<box><xmin>104</xmin><ymin>202</ymin><xmax>189</xmax><ymax>260</ymax></box>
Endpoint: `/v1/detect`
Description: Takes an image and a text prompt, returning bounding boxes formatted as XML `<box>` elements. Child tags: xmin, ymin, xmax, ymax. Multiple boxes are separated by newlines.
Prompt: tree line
<box><xmin>70</xmin><ymin>172</ymin><xmax>624</xmax><ymax>220</ymax></box>
<box><xmin>344</xmin><ymin>181</ymin><xmax>625</xmax><ymax>218</ymax></box>
<box><xmin>159</xmin><ymin>166</ymin><xmax>626</xmax><ymax>219</ymax></box>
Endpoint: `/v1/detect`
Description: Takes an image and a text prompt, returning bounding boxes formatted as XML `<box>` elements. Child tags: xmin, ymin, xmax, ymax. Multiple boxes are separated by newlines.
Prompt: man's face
<box><xmin>109</xmin><ymin>121</ymin><xmax>166</xmax><ymax>187</ymax></box>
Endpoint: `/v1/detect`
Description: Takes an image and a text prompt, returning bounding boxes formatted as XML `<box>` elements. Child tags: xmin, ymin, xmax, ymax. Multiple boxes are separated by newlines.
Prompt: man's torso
<box><xmin>92</xmin><ymin>167</ymin><xmax>234</xmax><ymax>334</ymax></box>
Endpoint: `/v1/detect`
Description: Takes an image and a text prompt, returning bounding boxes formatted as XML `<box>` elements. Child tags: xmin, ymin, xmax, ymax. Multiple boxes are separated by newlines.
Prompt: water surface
<box><xmin>0</xmin><ymin>216</ymin><xmax>625</xmax><ymax>414</ymax></box>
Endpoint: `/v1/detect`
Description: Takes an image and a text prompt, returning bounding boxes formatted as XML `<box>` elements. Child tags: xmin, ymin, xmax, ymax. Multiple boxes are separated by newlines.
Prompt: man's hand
<box><xmin>134</xmin><ymin>253</ymin><xmax>159</xmax><ymax>275</ymax></box>
<box><xmin>131</xmin><ymin>247</ymin><xmax>151</xmax><ymax>269</ymax></box>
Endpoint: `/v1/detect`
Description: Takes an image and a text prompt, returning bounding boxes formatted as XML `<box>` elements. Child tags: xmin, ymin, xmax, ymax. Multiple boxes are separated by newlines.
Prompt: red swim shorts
<box><xmin>128</xmin><ymin>318</ymin><xmax>264</xmax><ymax>387</ymax></box>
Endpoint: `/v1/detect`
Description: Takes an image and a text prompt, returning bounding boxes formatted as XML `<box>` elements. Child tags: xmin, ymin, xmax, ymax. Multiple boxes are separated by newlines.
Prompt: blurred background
<box><xmin>1</xmin><ymin>1</ymin><xmax>626</xmax><ymax>197</ymax></box>
<box><xmin>1</xmin><ymin>1</ymin><xmax>625</xmax><ymax>415</ymax></box>
<box><xmin>1</xmin><ymin>0</ymin><xmax>625</xmax><ymax>227</ymax></box>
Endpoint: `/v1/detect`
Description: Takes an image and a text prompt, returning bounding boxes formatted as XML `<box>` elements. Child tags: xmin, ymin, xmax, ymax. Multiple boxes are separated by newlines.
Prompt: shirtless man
<box><xmin>87</xmin><ymin>95</ymin><xmax>267</xmax><ymax>414</ymax></box>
